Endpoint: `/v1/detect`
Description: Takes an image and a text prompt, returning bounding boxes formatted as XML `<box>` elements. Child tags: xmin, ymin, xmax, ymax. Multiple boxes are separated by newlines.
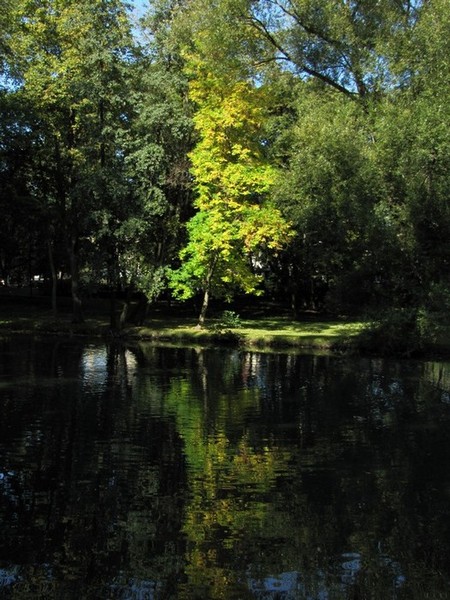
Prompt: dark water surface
<box><xmin>1</xmin><ymin>337</ymin><xmax>450</xmax><ymax>599</ymax></box>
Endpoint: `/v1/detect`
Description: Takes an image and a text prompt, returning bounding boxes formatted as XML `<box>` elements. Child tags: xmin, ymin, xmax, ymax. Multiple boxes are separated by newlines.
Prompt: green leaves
<box><xmin>1</xmin><ymin>0</ymin><xmax>448</xmax><ymax>321</ymax></box>
<box><xmin>169</xmin><ymin>61</ymin><xmax>291</xmax><ymax>315</ymax></box>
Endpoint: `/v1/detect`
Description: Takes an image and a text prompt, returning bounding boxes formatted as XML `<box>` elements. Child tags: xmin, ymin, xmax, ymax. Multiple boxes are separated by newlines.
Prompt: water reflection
<box><xmin>1</xmin><ymin>338</ymin><xmax>450</xmax><ymax>598</ymax></box>
<box><xmin>81</xmin><ymin>345</ymin><xmax>138</xmax><ymax>392</ymax></box>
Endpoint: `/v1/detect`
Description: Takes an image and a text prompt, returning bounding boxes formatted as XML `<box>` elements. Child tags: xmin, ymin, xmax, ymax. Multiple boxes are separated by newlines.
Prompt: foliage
<box><xmin>360</xmin><ymin>282</ymin><xmax>450</xmax><ymax>356</ymax></box>
<box><xmin>209</xmin><ymin>310</ymin><xmax>242</xmax><ymax>335</ymax></box>
<box><xmin>0</xmin><ymin>0</ymin><xmax>449</xmax><ymax>348</ymax></box>
<box><xmin>117</xmin><ymin>52</ymin><xmax>193</xmax><ymax>308</ymax></box>
<box><xmin>273</xmin><ymin>85</ymin><xmax>387</xmax><ymax>311</ymax></box>
<box><xmin>5</xmin><ymin>0</ymin><xmax>137</xmax><ymax>321</ymax></box>
<box><xmin>265</xmin><ymin>0</ymin><xmax>450</xmax><ymax>315</ymax></box>
<box><xmin>169</xmin><ymin>48</ymin><xmax>292</xmax><ymax>323</ymax></box>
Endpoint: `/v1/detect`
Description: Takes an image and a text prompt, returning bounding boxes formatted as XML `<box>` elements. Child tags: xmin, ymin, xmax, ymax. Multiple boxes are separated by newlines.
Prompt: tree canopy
<box><xmin>0</xmin><ymin>0</ymin><xmax>449</xmax><ymax>330</ymax></box>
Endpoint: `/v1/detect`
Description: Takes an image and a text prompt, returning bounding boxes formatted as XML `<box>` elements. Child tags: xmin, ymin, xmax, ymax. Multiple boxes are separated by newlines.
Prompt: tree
<box><xmin>9</xmin><ymin>0</ymin><xmax>136</xmax><ymax>322</ymax></box>
<box><xmin>371</xmin><ymin>0</ymin><xmax>450</xmax><ymax>312</ymax></box>
<box><xmin>269</xmin><ymin>81</ymin><xmax>398</xmax><ymax>312</ymax></box>
<box><xmin>166</xmin><ymin>0</ymin><xmax>435</xmax><ymax>319</ymax></box>
<box><xmin>256</xmin><ymin>0</ymin><xmax>450</xmax><ymax>314</ymax></box>
<box><xmin>169</xmin><ymin>55</ymin><xmax>291</xmax><ymax>325</ymax></box>
<box><xmin>247</xmin><ymin>0</ymin><xmax>421</xmax><ymax>100</ymax></box>
<box><xmin>178</xmin><ymin>0</ymin><xmax>422</xmax><ymax>98</ymax></box>
<box><xmin>2</xmin><ymin>0</ymin><xmax>446</xmax><ymax>324</ymax></box>
<box><xmin>115</xmin><ymin>2</ymin><xmax>194</xmax><ymax>325</ymax></box>
<box><xmin>0</xmin><ymin>92</ymin><xmax>51</xmax><ymax>289</ymax></box>
<box><xmin>0</xmin><ymin>0</ymin><xmax>16</xmax><ymax>80</ymax></box>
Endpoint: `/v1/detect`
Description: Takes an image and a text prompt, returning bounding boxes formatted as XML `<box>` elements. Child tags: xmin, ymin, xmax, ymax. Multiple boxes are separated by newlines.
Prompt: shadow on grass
<box><xmin>0</xmin><ymin>299</ymin><xmax>365</xmax><ymax>351</ymax></box>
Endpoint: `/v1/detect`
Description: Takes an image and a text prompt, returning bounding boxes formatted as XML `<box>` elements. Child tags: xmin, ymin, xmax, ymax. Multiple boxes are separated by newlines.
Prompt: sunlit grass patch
<box><xmin>0</xmin><ymin>301</ymin><xmax>365</xmax><ymax>351</ymax></box>
<box><xmin>131</xmin><ymin>316</ymin><xmax>366</xmax><ymax>350</ymax></box>
<box><xmin>236</xmin><ymin>318</ymin><xmax>365</xmax><ymax>347</ymax></box>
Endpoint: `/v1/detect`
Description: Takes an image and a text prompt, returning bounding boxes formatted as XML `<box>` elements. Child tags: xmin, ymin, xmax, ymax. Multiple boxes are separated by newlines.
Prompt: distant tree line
<box><xmin>1</xmin><ymin>0</ymin><xmax>449</xmax><ymax>329</ymax></box>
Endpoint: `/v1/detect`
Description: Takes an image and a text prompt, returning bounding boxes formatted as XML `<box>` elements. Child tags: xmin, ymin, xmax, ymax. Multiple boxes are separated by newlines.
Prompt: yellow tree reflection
<box><xmin>163</xmin><ymin>370</ymin><xmax>290</xmax><ymax>599</ymax></box>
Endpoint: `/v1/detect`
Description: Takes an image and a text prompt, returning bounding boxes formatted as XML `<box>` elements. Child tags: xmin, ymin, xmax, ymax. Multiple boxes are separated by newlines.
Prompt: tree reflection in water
<box><xmin>1</xmin><ymin>338</ymin><xmax>450</xmax><ymax>598</ymax></box>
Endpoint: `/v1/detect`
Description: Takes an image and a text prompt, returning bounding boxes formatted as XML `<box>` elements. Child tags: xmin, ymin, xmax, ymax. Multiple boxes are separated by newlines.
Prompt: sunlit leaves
<box><xmin>170</xmin><ymin>56</ymin><xmax>291</xmax><ymax>312</ymax></box>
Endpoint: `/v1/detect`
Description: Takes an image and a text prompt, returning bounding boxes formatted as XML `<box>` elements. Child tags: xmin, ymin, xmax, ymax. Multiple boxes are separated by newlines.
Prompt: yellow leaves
<box><xmin>171</xmin><ymin>45</ymin><xmax>292</xmax><ymax>302</ymax></box>
<box><xmin>241</xmin><ymin>203</ymin><xmax>294</xmax><ymax>252</ymax></box>
<box><xmin>188</xmin><ymin>71</ymin><xmax>275</xmax><ymax>242</ymax></box>
<box><xmin>189</xmin><ymin>71</ymin><xmax>267</xmax><ymax>155</ymax></box>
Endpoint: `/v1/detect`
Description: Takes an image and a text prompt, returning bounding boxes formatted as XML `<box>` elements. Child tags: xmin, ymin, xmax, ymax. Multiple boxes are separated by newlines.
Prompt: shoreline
<box><xmin>1</xmin><ymin>312</ymin><xmax>449</xmax><ymax>359</ymax></box>
<box><xmin>2</xmin><ymin>296</ymin><xmax>450</xmax><ymax>358</ymax></box>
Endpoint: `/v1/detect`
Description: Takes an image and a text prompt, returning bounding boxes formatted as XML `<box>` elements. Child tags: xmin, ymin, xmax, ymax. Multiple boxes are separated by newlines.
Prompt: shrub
<box><xmin>359</xmin><ymin>307</ymin><xmax>422</xmax><ymax>356</ymax></box>
<box><xmin>210</xmin><ymin>310</ymin><xmax>242</xmax><ymax>335</ymax></box>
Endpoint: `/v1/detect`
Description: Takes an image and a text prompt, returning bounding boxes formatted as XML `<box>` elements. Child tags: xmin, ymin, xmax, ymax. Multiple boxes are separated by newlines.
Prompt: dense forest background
<box><xmin>1</xmin><ymin>0</ymin><xmax>449</xmax><ymax>331</ymax></box>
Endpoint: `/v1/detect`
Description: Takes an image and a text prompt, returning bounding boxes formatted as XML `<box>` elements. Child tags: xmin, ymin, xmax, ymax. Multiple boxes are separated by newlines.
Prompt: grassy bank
<box><xmin>128</xmin><ymin>316</ymin><xmax>365</xmax><ymax>350</ymax></box>
<box><xmin>0</xmin><ymin>298</ymin><xmax>364</xmax><ymax>351</ymax></box>
<box><xmin>1</xmin><ymin>297</ymin><xmax>449</xmax><ymax>356</ymax></box>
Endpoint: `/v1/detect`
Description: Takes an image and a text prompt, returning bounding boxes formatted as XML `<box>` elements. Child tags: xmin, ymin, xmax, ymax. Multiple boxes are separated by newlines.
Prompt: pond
<box><xmin>1</xmin><ymin>337</ymin><xmax>450</xmax><ymax>599</ymax></box>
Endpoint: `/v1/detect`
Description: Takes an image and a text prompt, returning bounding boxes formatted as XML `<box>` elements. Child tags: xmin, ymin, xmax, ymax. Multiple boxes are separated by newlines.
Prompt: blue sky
<box><xmin>129</xmin><ymin>0</ymin><xmax>148</xmax><ymax>16</ymax></box>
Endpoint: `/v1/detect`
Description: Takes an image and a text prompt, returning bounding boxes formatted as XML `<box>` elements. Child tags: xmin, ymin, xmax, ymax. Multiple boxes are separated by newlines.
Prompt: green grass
<box><xmin>3</xmin><ymin>298</ymin><xmax>450</xmax><ymax>357</ymax></box>
<box><xmin>0</xmin><ymin>300</ymin><xmax>364</xmax><ymax>350</ymax></box>
<box><xmin>237</xmin><ymin>317</ymin><xmax>364</xmax><ymax>347</ymax></box>
<box><xmin>119</xmin><ymin>319</ymin><xmax>366</xmax><ymax>351</ymax></box>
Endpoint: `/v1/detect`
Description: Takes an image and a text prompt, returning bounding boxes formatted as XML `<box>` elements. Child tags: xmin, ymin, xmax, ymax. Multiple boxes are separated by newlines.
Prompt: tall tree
<box><xmin>177</xmin><ymin>0</ymin><xmax>422</xmax><ymax>99</ymax></box>
<box><xmin>111</xmin><ymin>0</ymin><xmax>194</xmax><ymax>325</ymax></box>
<box><xmin>169</xmin><ymin>42</ymin><xmax>291</xmax><ymax>325</ymax></box>
<box><xmin>271</xmin><ymin>82</ymin><xmax>397</xmax><ymax>312</ymax></box>
<box><xmin>0</xmin><ymin>92</ymin><xmax>48</xmax><ymax>288</ymax></box>
<box><xmin>9</xmin><ymin>0</ymin><xmax>136</xmax><ymax>321</ymax></box>
<box><xmin>0</xmin><ymin>0</ymin><xmax>16</xmax><ymax>80</ymax></box>
<box><xmin>372</xmin><ymin>0</ymin><xmax>450</xmax><ymax>308</ymax></box>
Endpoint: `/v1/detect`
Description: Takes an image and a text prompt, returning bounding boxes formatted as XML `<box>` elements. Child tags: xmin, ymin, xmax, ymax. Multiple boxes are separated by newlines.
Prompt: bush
<box><xmin>210</xmin><ymin>310</ymin><xmax>242</xmax><ymax>334</ymax></box>
<box><xmin>359</xmin><ymin>308</ymin><xmax>423</xmax><ymax>356</ymax></box>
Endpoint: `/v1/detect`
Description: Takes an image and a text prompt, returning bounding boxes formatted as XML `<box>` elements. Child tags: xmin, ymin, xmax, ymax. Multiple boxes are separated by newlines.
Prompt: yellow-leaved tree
<box><xmin>169</xmin><ymin>47</ymin><xmax>292</xmax><ymax>326</ymax></box>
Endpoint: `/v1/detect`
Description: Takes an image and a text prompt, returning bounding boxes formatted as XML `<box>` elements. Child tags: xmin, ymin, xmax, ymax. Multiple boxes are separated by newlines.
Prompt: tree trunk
<box><xmin>68</xmin><ymin>236</ymin><xmax>84</xmax><ymax>323</ymax></box>
<box><xmin>119</xmin><ymin>289</ymin><xmax>131</xmax><ymax>330</ymax></box>
<box><xmin>108</xmin><ymin>246</ymin><xmax>118</xmax><ymax>331</ymax></box>
<box><xmin>119</xmin><ymin>303</ymin><xmax>129</xmax><ymax>329</ymax></box>
<box><xmin>28</xmin><ymin>241</ymin><xmax>33</xmax><ymax>298</ymax></box>
<box><xmin>48</xmin><ymin>239</ymin><xmax>58</xmax><ymax>317</ymax></box>
<box><xmin>198</xmin><ymin>255</ymin><xmax>218</xmax><ymax>327</ymax></box>
<box><xmin>110</xmin><ymin>287</ymin><xmax>117</xmax><ymax>330</ymax></box>
<box><xmin>198</xmin><ymin>286</ymin><xmax>210</xmax><ymax>328</ymax></box>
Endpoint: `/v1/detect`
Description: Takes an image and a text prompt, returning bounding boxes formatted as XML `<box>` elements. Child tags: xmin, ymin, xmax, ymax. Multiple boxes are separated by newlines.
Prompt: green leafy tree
<box><xmin>9</xmin><ymin>0</ymin><xmax>136</xmax><ymax>322</ymax></box>
<box><xmin>0</xmin><ymin>92</ymin><xmax>51</xmax><ymax>288</ymax></box>
<box><xmin>381</xmin><ymin>0</ymin><xmax>450</xmax><ymax>301</ymax></box>
<box><xmin>261</xmin><ymin>0</ymin><xmax>450</xmax><ymax>315</ymax></box>
<box><xmin>359</xmin><ymin>0</ymin><xmax>450</xmax><ymax>335</ymax></box>
<box><xmin>271</xmin><ymin>83</ymin><xmax>397</xmax><ymax>312</ymax></box>
<box><xmin>179</xmin><ymin>0</ymin><xmax>421</xmax><ymax>99</ymax></box>
<box><xmin>169</xmin><ymin>0</ymin><xmax>433</xmax><ymax>319</ymax></box>
<box><xmin>169</xmin><ymin>40</ymin><xmax>291</xmax><ymax>325</ymax></box>
<box><xmin>0</xmin><ymin>0</ymin><xmax>16</xmax><ymax>79</ymax></box>
<box><xmin>116</xmin><ymin>3</ymin><xmax>194</xmax><ymax>324</ymax></box>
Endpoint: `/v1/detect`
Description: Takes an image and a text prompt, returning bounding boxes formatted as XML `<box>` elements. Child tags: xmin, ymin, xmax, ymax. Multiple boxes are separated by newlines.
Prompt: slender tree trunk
<box><xmin>108</xmin><ymin>244</ymin><xmax>118</xmax><ymax>331</ymax></box>
<box><xmin>198</xmin><ymin>254</ymin><xmax>218</xmax><ymax>327</ymax></box>
<box><xmin>28</xmin><ymin>241</ymin><xmax>33</xmax><ymax>298</ymax></box>
<box><xmin>110</xmin><ymin>288</ymin><xmax>117</xmax><ymax>330</ymax></box>
<box><xmin>48</xmin><ymin>238</ymin><xmax>58</xmax><ymax>317</ymax></box>
<box><xmin>119</xmin><ymin>303</ymin><xmax>129</xmax><ymax>329</ymax></box>
<box><xmin>69</xmin><ymin>236</ymin><xmax>84</xmax><ymax>323</ymax></box>
<box><xmin>119</xmin><ymin>288</ymin><xmax>131</xmax><ymax>330</ymax></box>
<box><xmin>198</xmin><ymin>286</ymin><xmax>210</xmax><ymax>328</ymax></box>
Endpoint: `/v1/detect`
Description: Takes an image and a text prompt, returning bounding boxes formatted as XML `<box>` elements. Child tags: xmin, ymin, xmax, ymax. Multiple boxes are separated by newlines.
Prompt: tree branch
<box><xmin>248</xmin><ymin>13</ymin><xmax>358</xmax><ymax>98</ymax></box>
